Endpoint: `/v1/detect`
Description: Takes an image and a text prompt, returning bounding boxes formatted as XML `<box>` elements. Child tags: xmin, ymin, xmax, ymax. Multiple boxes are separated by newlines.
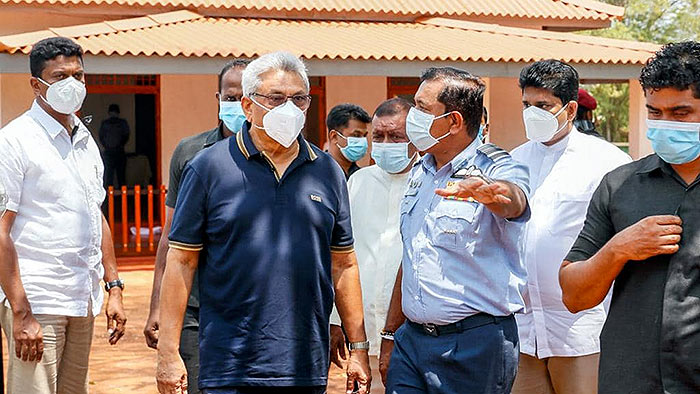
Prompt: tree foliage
<box><xmin>578</xmin><ymin>0</ymin><xmax>699</xmax><ymax>142</ymax></box>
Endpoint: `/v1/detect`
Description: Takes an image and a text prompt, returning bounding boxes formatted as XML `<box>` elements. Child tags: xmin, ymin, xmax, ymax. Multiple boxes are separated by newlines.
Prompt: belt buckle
<box><xmin>422</xmin><ymin>323</ymin><xmax>439</xmax><ymax>337</ymax></box>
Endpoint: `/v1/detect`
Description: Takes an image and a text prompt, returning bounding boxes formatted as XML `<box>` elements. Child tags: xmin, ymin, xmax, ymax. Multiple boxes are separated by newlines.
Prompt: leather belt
<box><xmin>408</xmin><ymin>313</ymin><xmax>511</xmax><ymax>337</ymax></box>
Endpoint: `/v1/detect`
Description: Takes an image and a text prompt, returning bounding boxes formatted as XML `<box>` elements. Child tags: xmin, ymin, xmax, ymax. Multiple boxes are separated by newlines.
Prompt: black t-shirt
<box><xmin>166</xmin><ymin>125</ymin><xmax>226</xmax><ymax>311</ymax></box>
<box><xmin>566</xmin><ymin>154</ymin><xmax>700</xmax><ymax>394</ymax></box>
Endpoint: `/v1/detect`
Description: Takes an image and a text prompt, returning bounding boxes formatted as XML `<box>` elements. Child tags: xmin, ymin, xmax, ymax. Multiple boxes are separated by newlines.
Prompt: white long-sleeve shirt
<box><xmin>511</xmin><ymin>129</ymin><xmax>631</xmax><ymax>358</ymax></box>
<box><xmin>331</xmin><ymin>165</ymin><xmax>409</xmax><ymax>356</ymax></box>
<box><xmin>0</xmin><ymin>101</ymin><xmax>106</xmax><ymax>317</ymax></box>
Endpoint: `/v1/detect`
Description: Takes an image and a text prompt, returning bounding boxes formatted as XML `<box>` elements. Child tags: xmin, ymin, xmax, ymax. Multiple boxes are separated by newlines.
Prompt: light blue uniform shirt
<box><xmin>400</xmin><ymin>138</ymin><xmax>530</xmax><ymax>324</ymax></box>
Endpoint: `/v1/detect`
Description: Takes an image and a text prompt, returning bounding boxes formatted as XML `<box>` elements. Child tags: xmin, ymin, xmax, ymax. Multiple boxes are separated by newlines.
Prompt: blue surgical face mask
<box><xmin>371</xmin><ymin>142</ymin><xmax>417</xmax><ymax>174</ymax></box>
<box><xmin>219</xmin><ymin>100</ymin><xmax>247</xmax><ymax>134</ymax></box>
<box><xmin>477</xmin><ymin>124</ymin><xmax>486</xmax><ymax>142</ymax></box>
<box><xmin>406</xmin><ymin>107</ymin><xmax>452</xmax><ymax>151</ymax></box>
<box><xmin>647</xmin><ymin>119</ymin><xmax>700</xmax><ymax>164</ymax></box>
<box><xmin>337</xmin><ymin>133</ymin><xmax>368</xmax><ymax>162</ymax></box>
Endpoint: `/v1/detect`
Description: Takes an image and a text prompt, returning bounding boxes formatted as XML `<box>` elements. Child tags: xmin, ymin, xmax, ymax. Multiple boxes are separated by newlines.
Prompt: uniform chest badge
<box><xmin>444</xmin><ymin>180</ymin><xmax>476</xmax><ymax>202</ymax></box>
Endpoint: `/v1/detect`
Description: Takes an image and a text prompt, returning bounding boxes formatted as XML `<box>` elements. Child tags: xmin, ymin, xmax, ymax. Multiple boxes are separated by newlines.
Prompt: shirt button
<box><xmin>423</xmin><ymin>208</ymin><xmax>429</xmax><ymax>213</ymax></box>
<box><xmin>434</xmin><ymin>180</ymin><xmax>439</xmax><ymax>185</ymax></box>
<box><xmin>414</xmin><ymin>295</ymin><xmax>419</xmax><ymax>300</ymax></box>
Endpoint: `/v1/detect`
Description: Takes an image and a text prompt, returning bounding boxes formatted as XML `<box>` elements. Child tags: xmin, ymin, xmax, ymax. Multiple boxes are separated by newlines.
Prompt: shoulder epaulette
<box><xmin>477</xmin><ymin>143</ymin><xmax>510</xmax><ymax>162</ymax></box>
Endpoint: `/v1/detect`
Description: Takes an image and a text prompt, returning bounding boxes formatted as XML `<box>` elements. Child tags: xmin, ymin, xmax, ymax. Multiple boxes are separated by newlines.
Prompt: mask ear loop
<box><xmin>248</xmin><ymin>96</ymin><xmax>272</xmax><ymax>131</ymax></box>
<box><xmin>552</xmin><ymin>103</ymin><xmax>571</xmax><ymax>135</ymax></box>
<box><xmin>434</xmin><ymin>111</ymin><xmax>456</xmax><ymax>141</ymax></box>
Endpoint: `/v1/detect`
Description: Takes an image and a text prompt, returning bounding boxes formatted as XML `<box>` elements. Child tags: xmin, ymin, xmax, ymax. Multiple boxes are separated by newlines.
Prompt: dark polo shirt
<box><xmin>566</xmin><ymin>154</ymin><xmax>700</xmax><ymax>394</ymax></box>
<box><xmin>168</xmin><ymin>124</ymin><xmax>354</xmax><ymax>389</ymax></box>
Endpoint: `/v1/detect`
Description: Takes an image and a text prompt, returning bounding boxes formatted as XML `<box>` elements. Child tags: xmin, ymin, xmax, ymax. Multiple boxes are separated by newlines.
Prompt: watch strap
<box><xmin>105</xmin><ymin>279</ymin><xmax>124</xmax><ymax>291</ymax></box>
<box><xmin>348</xmin><ymin>340</ymin><xmax>370</xmax><ymax>351</ymax></box>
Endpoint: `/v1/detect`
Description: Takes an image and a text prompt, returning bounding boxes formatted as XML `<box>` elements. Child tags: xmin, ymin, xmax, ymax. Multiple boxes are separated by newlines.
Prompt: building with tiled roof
<box><xmin>0</xmin><ymin>0</ymin><xmax>656</xmax><ymax>256</ymax></box>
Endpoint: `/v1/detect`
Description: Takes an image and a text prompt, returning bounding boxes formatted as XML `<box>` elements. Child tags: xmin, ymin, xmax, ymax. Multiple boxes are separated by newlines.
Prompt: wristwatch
<box><xmin>348</xmin><ymin>340</ymin><xmax>370</xmax><ymax>351</ymax></box>
<box><xmin>104</xmin><ymin>279</ymin><xmax>125</xmax><ymax>292</ymax></box>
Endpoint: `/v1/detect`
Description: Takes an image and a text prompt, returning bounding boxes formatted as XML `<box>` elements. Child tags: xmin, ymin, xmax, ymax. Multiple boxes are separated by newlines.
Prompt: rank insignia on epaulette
<box><xmin>477</xmin><ymin>143</ymin><xmax>510</xmax><ymax>162</ymax></box>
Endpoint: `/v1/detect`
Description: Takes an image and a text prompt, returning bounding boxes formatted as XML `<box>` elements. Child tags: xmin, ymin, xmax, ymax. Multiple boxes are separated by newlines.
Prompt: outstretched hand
<box><xmin>435</xmin><ymin>177</ymin><xmax>511</xmax><ymax>205</ymax></box>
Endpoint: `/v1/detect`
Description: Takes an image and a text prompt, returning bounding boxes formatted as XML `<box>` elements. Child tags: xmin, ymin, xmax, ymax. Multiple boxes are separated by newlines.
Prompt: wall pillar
<box><xmin>628</xmin><ymin>79</ymin><xmax>653</xmax><ymax>160</ymax></box>
<box><xmin>0</xmin><ymin>73</ymin><xmax>34</xmax><ymax>127</ymax></box>
<box><xmin>487</xmin><ymin>77</ymin><xmax>526</xmax><ymax>151</ymax></box>
<box><xmin>160</xmin><ymin>74</ymin><xmax>218</xmax><ymax>186</ymax></box>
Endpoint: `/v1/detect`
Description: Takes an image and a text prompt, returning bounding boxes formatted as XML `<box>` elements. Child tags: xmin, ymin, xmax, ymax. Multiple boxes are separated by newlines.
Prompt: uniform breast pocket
<box><xmin>433</xmin><ymin>200</ymin><xmax>477</xmax><ymax>250</ymax></box>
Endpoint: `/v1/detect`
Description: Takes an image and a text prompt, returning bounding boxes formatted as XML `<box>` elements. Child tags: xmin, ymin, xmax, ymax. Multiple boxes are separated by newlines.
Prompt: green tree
<box><xmin>577</xmin><ymin>0</ymin><xmax>699</xmax><ymax>143</ymax></box>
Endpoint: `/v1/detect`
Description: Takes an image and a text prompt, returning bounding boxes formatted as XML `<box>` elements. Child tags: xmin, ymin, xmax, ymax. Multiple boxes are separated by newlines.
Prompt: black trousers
<box><xmin>180</xmin><ymin>306</ymin><xmax>200</xmax><ymax>394</ymax></box>
<box><xmin>202</xmin><ymin>387</ymin><xmax>326</xmax><ymax>394</ymax></box>
<box><xmin>103</xmin><ymin>150</ymin><xmax>127</xmax><ymax>187</ymax></box>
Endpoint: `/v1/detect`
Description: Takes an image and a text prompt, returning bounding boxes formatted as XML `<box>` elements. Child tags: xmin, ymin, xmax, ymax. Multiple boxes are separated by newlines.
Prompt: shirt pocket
<box><xmin>547</xmin><ymin>192</ymin><xmax>592</xmax><ymax>239</ymax></box>
<box><xmin>433</xmin><ymin>199</ymin><xmax>477</xmax><ymax>250</ymax></box>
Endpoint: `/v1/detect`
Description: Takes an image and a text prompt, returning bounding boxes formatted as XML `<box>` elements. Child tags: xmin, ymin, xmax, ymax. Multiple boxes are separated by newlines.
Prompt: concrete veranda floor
<box><xmin>2</xmin><ymin>269</ymin><xmax>349</xmax><ymax>393</ymax></box>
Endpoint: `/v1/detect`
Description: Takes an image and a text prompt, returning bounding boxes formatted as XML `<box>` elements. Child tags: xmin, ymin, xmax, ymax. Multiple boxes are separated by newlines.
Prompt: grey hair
<box><xmin>242</xmin><ymin>51</ymin><xmax>310</xmax><ymax>97</ymax></box>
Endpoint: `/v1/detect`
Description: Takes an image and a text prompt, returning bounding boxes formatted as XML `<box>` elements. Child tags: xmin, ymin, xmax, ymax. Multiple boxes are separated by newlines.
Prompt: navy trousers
<box><xmin>386</xmin><ymin>315</ymin><xmax>519</xmax><ymax>394</ymax></box>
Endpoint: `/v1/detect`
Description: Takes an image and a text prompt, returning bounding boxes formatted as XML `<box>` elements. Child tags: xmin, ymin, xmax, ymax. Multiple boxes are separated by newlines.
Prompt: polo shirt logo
<box><xmin>310</xmin><ymin>194</ymin><xmax>322</xmax><ymax>203</ymax></box>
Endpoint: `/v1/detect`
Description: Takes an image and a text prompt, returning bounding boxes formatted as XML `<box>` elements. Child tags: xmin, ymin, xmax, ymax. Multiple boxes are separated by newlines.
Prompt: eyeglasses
<box><xmin>251</xmin><ymin>93</ymin><xmax>312</xmax><ymax>110</ymax></box>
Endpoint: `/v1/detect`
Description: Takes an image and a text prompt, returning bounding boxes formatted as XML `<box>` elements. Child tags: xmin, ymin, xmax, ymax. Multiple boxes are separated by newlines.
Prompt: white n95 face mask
<box><xmin>251</xmin><ymin>99</ymin><xmax>306</xmax><ymax>148</ymax></box>
<box><xmin>38</xmin><ymin>76</ymin><xmax>87</xmax><ymax>115</ymax></box>
<box><xmin>522</xmin><ymin>104</ymin><xmax>569</xmax><ymax>143</ymax></box>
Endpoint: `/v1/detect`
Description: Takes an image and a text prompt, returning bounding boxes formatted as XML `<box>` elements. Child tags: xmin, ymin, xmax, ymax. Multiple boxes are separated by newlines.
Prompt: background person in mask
<box><xmin>156</xmin><ymin>51</ymin><xmax>371</xmax><ymax>394</ymax></box>
<box><xmin>326</xmin><ymin>103</ymin><xmax>372</xmax><ymax>179</ymax></box>
<box><xmin>510</xmin><ymin>59</ymin><xmax>631</xmax><ymax>394</ymax></box>
<box><xmin>573</xmin><ymin>88</ymin><xmax>603</xmax><ymax>138</ymax></box>
<box><xmin>144</xmin><ymin>58</ymin><xmax>249</xmax><ymax>394</ymax></box>
<box><xmin>560</xmin><ymin>41</ymin><xmax>700</xmax><ymax>394</ymax></box>
<box><xmin>99</xmin><ymin>103</ymin><xmax>130</xmax><ymax>187</ymax></box>
<box><xmin>480</xmin><ymin>106</ymin><xmax>490</xmax><ymax>142</ymax></box>
<box><xmin>0</xmin><ymin>37</ymin><xmax>126</xmax><ymax>394</ymax></box>
<box><xmin>328</xmin><ymin>97</ymin><xmax>416</xmax><ymax>394</ymax></box>
<box><xmin>380</xmin><ymin>67</ymin><xmax>530</xmax><ymax>394</ymax></box>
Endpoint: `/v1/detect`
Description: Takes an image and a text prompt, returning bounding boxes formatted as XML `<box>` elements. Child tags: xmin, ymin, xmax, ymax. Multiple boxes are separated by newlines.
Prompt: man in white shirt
<box><xmin>510</xmin><ymin>59</ymin><xmax>631</xmax><ymax>394</ymax></box>
<box><xmin>0</xmin><ymin>37</ymin><xmax>126</xmax><ymax>394</ymax></box>
<box><xmin>329</xmin><ymin>98</ymin><xmax>417</xmax><ymax>394</ymax></box>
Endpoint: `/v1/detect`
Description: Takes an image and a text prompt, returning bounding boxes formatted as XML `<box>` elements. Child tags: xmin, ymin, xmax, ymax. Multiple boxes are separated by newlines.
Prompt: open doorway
<box><xmin>82</xmin><ymin>74</ymin><xmax>163</xmax><ymax>260</ymax></box>
<box><xmin>82</xmin><ymin>74</ymin><xmax>160</xmax><ymax>187</ymax></box>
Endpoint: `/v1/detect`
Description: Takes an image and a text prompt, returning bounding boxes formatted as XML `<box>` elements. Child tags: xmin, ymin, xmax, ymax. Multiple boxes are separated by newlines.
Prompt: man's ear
<box><xmin>448</xmin><ymin>111</ymin><xmax>465</xmax><ymax>135</ymax></box>
<box><xmin>567</xmin><ymin>101</ymin><xmax>578</xmax><ymax>121</ymax></box>
<box><xmin>241</xmin><ymin>96</ymin><xmax>254</xmax><ymax>121</ymax></box>
<box><xmin>328</xmin><ymin>129</ymin><xmax>339</xmax><ymax>144</ymax></box>
<box><xmin>29</xmin><ymin>77</ymin><xmax>42</xmax><ymax>98</ymax></box>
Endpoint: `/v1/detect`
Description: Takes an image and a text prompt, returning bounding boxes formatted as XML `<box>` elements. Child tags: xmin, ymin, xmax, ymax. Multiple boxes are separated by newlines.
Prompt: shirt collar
<box><xmin>636</xmin><ymin>154</ymin><xmax>666</xmax><ymax>175</ymax></box>
<box><xmin>423</xmin><ymin>136</ymin><xmax>482</xmax><ymax>174</ymax></box>
<box><xmin>29</xmin><ymin>100</ymin><xmax>90</xmax><ymax>144</ymax></box>
<box><xmin>203</xmin><ymin>123</ymin><xmax>226</xmax><ymax>148</ymax></box>
<box><xmin>535</xmin><ymin>127</ymin><xmax>574</xmax><ymax>153</ymax></box>
<box><xmin>236</xmin><ymin>122</ymin><xmax>317</xmax><ymax>162</ymax></box>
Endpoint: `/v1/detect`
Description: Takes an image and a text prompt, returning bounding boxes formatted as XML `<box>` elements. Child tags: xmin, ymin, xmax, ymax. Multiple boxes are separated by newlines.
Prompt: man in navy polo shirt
<box><xmin>155</xmin><ymin>51</ymin><xmax>371</xmax><ymax>394</ymax></box>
